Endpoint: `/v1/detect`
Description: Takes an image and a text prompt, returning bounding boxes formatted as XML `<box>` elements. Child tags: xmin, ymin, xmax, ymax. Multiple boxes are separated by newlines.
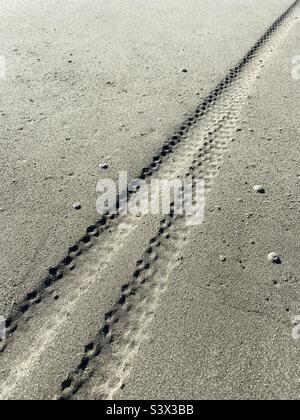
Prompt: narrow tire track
<box><xmin>1</xmin><ymin>0</ymin><xmax>298</xmax><ymax>352</ymax></box>
<box><xmin>55</xmin><ymin>1</ymin><xmax>300</xmax><ymax>399</ymax></box>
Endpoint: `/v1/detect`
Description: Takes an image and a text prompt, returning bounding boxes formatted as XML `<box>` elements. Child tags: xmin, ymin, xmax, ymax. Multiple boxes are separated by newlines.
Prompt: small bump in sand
<box><xmin>253</xmin><ymin>185</ymin><xmax>265</xmax><ymax>194</ymax></box>
<box><xmin>267</xmin><ymin>252</ymin><xmax>281</xmax><ymax>264</ymax></box>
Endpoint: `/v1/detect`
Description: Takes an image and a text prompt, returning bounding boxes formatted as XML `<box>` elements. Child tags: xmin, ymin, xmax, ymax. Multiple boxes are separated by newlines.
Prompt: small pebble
<box><xmin>73</xmin><ymin>202</ymin><xmax>81</xmax><ymax>210</ymax></box>
<box><xmin>100</xmin><ymin>163</ymin><xmax>108</xmax><ymax>170</ymax></box>
<box><xmin>267</xmin><ymin>252</ymin><xmax>281</xmax><ymax>264</ymax></box>
<box><xmin>220</xmin><ymin>255</ymin><xmax>227</xmax><ymax>262</ymax></box>
<box><xmin>180</xmin><ymin>68</ymin><xmax>188</xmax><ymax>73</ymax></box>
<box><xmin>253</xmin><ymin>185</ymin><xmax>265</xmax><ymax>194</ymax></box>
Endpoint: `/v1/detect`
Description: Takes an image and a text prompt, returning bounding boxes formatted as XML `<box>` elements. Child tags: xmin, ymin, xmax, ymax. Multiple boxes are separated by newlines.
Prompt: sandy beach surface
<box><xmin>0</xmin><ymin>0</ymin><xmax>299</xmax><ymax>400</ymax></box>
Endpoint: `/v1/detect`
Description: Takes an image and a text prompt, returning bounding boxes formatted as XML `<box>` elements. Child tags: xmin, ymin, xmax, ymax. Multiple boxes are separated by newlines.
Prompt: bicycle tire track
<box><xmin>1</xmin><ymin>0</ymin><xmax>298</xmax><ymax>350</ymax></box>
<box><xmin>0</xmin><ymin>0</ymin><xmax>298</xmax><ymax>401</ymax></box>
<box><xmin>56</xmin><ymin>2</ymin><xmax>300</xmax><ymax>399</ymax></box>
<box><xmin>67</xmin><ymin>112</ymin><xmax>240</xmax><ymax>400</ymax></box>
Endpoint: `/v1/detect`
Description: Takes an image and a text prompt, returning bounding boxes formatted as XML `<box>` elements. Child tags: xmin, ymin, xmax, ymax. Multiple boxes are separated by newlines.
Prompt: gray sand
<box><xmin>113</xmin><ymin>22</ymin><xmax>300</xmax><ymax>399</ymax></box>
<box><xmin>0</xmin><ymin>0</ymin><xmax>299</xmax><ymax>400</ymax></box>
<box><xmin>0</xmin><ymin>0</ymin><xmax>294</xmax><ymax>314</ymax></box>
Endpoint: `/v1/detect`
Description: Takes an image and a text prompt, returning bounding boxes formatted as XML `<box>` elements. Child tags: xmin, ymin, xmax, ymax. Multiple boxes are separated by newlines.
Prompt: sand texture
<box><xmin>0</xmin><ymin>0</ymin><xmax>299</xmax><ymax>400</ymax></box>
